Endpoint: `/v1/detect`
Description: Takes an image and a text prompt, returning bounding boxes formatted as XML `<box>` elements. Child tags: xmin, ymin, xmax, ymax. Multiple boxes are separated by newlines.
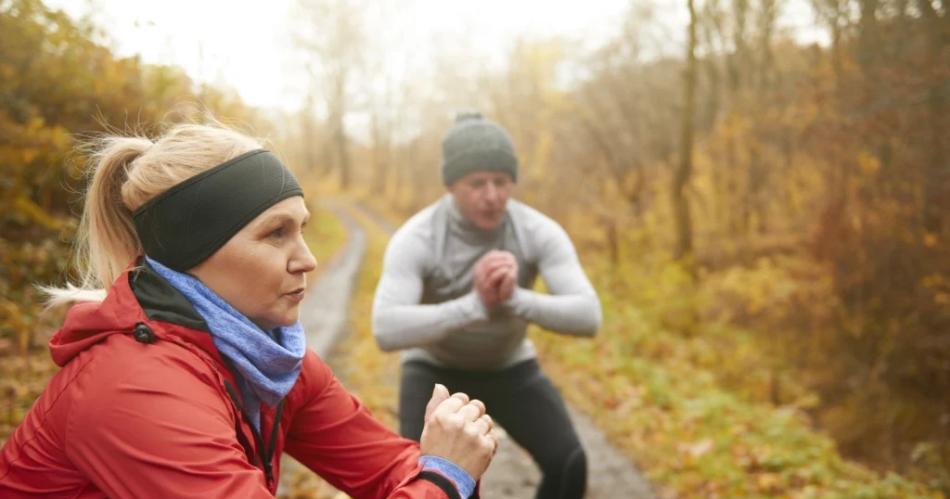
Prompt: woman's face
<box><xmin>190</xmin><ymin>196</ymin><xmax>317</xmax><ymax>331</ymax></box>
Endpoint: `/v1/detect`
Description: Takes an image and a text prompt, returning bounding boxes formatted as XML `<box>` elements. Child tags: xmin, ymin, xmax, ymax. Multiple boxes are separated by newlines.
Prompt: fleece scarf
<box><xmin>146</xmin><ymin>257</ymin><xmax>305</xmax><ymax>430</ymax></box>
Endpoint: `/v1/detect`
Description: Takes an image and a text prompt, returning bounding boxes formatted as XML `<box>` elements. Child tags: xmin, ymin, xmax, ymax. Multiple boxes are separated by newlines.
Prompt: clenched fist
<box><xmin>472</xmin><ymin>250</ymin><xmax>518</xmax><ymax>309</ymax></box>
<box><xmin>419</xmin><ymin>384</ymin><xmax>497</xmax><ymax>479</ymax></box>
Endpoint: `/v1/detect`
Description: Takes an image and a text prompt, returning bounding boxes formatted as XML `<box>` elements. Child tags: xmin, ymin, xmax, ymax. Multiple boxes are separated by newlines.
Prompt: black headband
<box><xmin>133</xmin><ymin>149</ymin><xmax>303</xmax><ymax>271</ymax></box>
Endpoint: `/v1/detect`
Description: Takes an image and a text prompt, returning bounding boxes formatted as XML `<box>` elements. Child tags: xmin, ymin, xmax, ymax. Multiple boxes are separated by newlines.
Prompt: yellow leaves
<box><xmin>857</xmin><ymin>150</ymin><xmax>881</xmax><ymax>176</ymax></box>
<box><xmin>529</xmin><ymin>251</ymin><xmax>945</xmax><ymax>498</ymax></box>
<box><xmin>0</xmin><ymin>296</ymin><xmax>43</xmax><ymax>353</ymax></box>
<box><xmin>0</xmin><ymin>349</ymin><xmax>59</xmax><ymax>443</ymax></box>
<box><xmin>922</xmin><ymin>274</ymin><xmax>947</xmax><ymax>291</ymax></box>
<box><xmin>12</xmin><ymin>195</ymin><xmax>63</xmax><ymax>230</ymax></box>
<box><xmin>303</xmin><ymin>204</ymin><xmax>349</xmax><ymax>272</ymax></box>
<box><xmin>922</xmin><ymin>232</ymin><xmax>938</xmax><ymax>248</ymax></box>
<box><xmin>681</xmin><ymin>438</ymin><xmax>714</xmax><ymax>458</ymax></box>
<box><xmin>706</xmin><ymin>255</ymin><xmax>806</xmax><ymax>324</ymax></box>
<box><xmin>522</xmin><ymin>128</ymin><xmax>554</xmax><ymax>186</ymax></box>
<box><xmin>755</xmin><ymin>472</ymin><xmax>782</xmax><ymax>492</ymax></box>
<box><xmin>20</xmin><ymin>148</ymin><xmax>37</xmax><ymax>164</ymax></box>
<box><xmin>921</xmin><ymin>273</ymin><xmax>950</xmax><ymax>305</ymax></box>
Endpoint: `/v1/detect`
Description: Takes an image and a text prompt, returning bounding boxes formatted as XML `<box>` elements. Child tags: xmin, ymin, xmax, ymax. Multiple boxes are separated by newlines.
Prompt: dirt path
<box><xmin>288</xmin><ymin>201</ymin><xmax>656</xmax><ymax>498</ymax></box>
<box><xmin>298</xmin><ymin>200</ymin><xmax>365</xmax><ymax>357</ymax></box>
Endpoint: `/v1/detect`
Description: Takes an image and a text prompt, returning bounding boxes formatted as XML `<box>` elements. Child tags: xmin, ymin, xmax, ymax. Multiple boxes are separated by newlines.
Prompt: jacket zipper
<box><xmin>223</xmin><ymin>381</ymin><xmax>284</xmax><ymax>488</ymax></box>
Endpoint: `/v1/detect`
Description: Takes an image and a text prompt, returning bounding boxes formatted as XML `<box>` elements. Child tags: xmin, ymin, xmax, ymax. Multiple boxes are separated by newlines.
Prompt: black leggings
<box><xmin>399</xmin><ymin>359</ymin><xmax>586</xmax><ymax>499</ymax></box>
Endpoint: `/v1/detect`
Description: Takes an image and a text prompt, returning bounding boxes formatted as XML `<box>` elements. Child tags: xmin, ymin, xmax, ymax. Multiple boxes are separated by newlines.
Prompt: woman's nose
<box><xmin>289</xmin><ymin>238</ymin><xmax>318</xmax><ymax>274</ymax></box>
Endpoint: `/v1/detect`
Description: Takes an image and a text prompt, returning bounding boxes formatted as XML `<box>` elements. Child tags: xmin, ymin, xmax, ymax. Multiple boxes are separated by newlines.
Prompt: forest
<box><xmin>1</xmin><ymin>0</ymin><xmax>947</xmax><ymax>496</ymax></box>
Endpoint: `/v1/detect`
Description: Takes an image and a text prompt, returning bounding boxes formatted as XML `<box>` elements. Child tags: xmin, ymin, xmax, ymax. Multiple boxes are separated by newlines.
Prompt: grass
<box><xmin>531</xmin><ymin>257</ymin><xmax>943</xmax><ymax>498</ymax></box>
<box><xmin>304</xmin><ymin>201</ymin><xmax>349</xmax><ymax>277</ymax></box>
<box><xmin>326</xmin><ymin>205</ymin><xmax>401</xmax><ymax>428</ymax></box>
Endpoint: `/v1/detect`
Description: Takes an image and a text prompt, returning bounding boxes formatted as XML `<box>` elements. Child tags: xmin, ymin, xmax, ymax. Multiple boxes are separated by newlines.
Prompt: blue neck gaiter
<box><xmin>146</xmin><ymin>257</ymin><xmax>306</xmax><ymax>430</ymax></box>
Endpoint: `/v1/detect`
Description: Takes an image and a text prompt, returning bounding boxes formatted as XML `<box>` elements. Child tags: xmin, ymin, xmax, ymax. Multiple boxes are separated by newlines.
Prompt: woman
<box><xmin>0</xmin><ymin>124</ymin><xmax>495</xmax><ymax>498</ymax></box>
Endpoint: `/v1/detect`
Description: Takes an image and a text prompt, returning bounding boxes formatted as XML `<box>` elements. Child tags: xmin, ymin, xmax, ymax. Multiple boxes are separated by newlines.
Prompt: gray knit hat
<box><xmin>441</xmin><ymin>112</ymin><xmax>518</xmax><ymax>185</ymax></box>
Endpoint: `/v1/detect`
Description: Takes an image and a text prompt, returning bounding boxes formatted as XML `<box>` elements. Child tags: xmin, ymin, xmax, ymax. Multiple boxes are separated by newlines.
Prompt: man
<box><xmin>372</xmin><ymin>112</ymin><xmax>601</xmax><ymax>499</ymax></box>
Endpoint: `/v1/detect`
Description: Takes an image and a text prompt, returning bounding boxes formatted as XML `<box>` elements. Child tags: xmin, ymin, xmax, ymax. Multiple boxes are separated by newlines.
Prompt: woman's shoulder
<box><xmin>33</xmin><ymin>332</ymin><xmax>235</xmax><ymax>450</ymax></box>
<box><xmin>45</xmin><ymin>331</ymin><xmax>226</xmax><ymax>423</ymax></box>
<box><xmin>65</xmin><ymin>332</ymin><xmax>227</xmax><ymax>399</ymax></box>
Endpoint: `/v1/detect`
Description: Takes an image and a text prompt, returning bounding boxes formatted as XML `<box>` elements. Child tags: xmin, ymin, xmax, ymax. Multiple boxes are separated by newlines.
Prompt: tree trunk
<box><xmin>673</xmin><ymin>0</ymin><xmax>698</xmax><ymax>264</ymax></box>
<box><xmin>331</xmin><ymin>70</ymin><xmax>351</xmax><ymax>190</ymax></box>
<box><xmin>300</xmin><ymin>93</ymin><xmax>320</xmax><ymax>173</ymax></box>
<box><xmin>919</xmin><ymin>0</ymin><xmax>948</xmax><ymax>234</ymax></box>
<box><xmin>370</xmin><ymin>111</ymin><xmax>389</xmax><ymax>197</ymax></box>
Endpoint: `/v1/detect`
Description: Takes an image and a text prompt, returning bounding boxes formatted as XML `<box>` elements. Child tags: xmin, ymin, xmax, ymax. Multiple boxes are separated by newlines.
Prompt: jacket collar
<box><xmin>49</xmin><ymin>259</ymin><xmax>225</xmax><ymax>371</ymax></box>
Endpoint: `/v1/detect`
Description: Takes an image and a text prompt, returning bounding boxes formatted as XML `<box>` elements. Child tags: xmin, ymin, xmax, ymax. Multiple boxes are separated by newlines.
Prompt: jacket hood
<box><xmin>49</xmin><ymin>261</ymin><xmax>212</xmax><ymax>366</ymax></box>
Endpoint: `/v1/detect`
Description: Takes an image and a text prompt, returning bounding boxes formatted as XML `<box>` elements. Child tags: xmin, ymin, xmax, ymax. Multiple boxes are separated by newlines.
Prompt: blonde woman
<box><xmin>0</xmin><ymin>124</ymin><xmax>495</xmax><ymax>498</ymax></box>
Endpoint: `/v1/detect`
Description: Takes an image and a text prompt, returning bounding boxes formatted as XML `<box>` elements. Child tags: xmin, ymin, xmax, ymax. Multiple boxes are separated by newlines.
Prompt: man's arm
<box><xmin>504</xmin><ymin>220</ymin><xmax>602</xmax><ymax>336</ymax></box>
<box><xmin>372</xmin><ymin>228</ymin><xmax>490</xmax><ymax>352</ymax></box>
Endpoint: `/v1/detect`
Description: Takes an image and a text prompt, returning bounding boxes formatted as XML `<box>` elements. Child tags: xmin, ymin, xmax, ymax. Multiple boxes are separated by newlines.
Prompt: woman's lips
<box><xmin>284</xmin><ymin>288</ymin><xmax>306</xmax><ymax>303</ymax></box>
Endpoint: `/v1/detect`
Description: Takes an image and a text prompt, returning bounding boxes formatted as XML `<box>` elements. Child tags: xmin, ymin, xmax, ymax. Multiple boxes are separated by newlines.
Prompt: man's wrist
<box><xmin>501</xmin><ymin>286</ymin><xmax>528</xmax><ymax>314</ymax></box>
<box><xmin>461</xmin><ymin>290</ymin><xmax>491</xmax><ymax>321</ymax></box>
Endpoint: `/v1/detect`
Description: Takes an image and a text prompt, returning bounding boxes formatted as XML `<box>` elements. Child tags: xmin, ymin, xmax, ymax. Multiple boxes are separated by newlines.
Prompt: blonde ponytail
<box><xmin>85</xmin><ymin>138</ymin><xmax>153</xmax><ymax>287</ymax></box>
<box><xmin>44</xmin><ymin>123</ymin><xmax>262</xmax><ymax>306</ymax></box>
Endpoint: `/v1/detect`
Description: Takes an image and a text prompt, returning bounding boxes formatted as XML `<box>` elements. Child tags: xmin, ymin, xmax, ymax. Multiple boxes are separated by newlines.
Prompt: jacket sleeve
<box><xmin>64</xmin><ymin>341</ymin><xmax>273</xmax><ymax>498</ymax></box>
<box><xmin>372</xmin><ymin>227</ymin><xmax>489</xmax><ymax>352</ymax></box>
<box><xmin>284</xmin><ymin>352</ymin><xmax>459</xmax><ymax>498</ymax></box>
<box><xmin>504</xmin><ymin>217</ymin><xmax>602</xmax><ymax>336</ymax></box>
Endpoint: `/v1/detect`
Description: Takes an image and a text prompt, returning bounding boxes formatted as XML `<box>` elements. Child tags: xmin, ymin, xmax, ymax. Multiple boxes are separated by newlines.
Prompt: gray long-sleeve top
<box><xmin>371</xmin><ymin>195</ymin><xmax>601</xmax><ymax>370</ymax></box>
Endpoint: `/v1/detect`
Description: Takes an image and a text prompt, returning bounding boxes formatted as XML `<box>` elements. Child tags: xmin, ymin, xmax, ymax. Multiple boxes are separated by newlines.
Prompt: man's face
<box><xmin>448</xmin><ymin>170</ymin><xmax>515</xmax><ymax>231</ymax></box>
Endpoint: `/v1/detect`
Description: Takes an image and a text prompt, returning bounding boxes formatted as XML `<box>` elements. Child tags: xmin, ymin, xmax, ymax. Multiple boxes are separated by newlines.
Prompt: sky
<box><xmin>46</xmin><ymin>0</ymin><xmax>824</xmax><ymax>113</ymax></box>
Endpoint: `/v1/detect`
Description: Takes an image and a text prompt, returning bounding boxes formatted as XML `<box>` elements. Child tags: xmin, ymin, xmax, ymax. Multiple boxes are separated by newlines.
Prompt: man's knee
<box><xmin>539</xmin><ymin>443</ymin><xmax>586</xmax><ymax>478</ymax></box>
<box><xmin>397</xmin><ymin>377</ymin><xmax>432</xmax><ymax>440</ymax></box>
<box><xmin>537</xmin><ymin>445</ymin><xmax>587</xmax><ymax>499</ymax></box>
<box><xmin>563</xmin><ymin>446</ymin><xmax>587</xmax><ymax>484</ymax></box>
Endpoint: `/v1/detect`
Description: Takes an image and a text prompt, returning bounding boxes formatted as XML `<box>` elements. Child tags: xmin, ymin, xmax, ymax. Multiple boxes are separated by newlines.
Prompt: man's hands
<box><xmin>472</xmin><ymin>250</ymin><xmax>518</xmax><ymax>309</ymax></box>
<box><xmin>420</xmin><ymin>384</ymin><xmax>497</xmax><ymax>480</ymax></box>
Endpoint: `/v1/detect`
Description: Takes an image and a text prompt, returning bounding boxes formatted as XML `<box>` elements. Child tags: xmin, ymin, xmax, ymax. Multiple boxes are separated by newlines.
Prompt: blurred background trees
<box><xmin>2</xmin><ymin>0</ymin><xmax>947</xmax><ymax>494</ymax></box>
<box><xmin>0</xmin><ymin>0</ymin><xmax>266</xmax><ymax>435</ymax></box>
<box><xmin>278</xmin><ymin>0</ymin><xmax>947</xmax><ymax>487</ymax></box>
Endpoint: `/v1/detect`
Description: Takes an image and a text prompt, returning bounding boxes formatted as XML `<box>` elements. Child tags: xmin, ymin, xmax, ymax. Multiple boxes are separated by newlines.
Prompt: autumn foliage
<box><xmin>0</xmin><ymin>0</ymin><xmax>266</xmax><ymax>439</ymax></box>
<box><xmin>290</xmin><ymin>0</ymin><xmax>948</xmax><ymax>494</ymax></box>
<box><xmin>2</xmin><ymin>0</ymin><xmax>947</xmax><ymax>496</ymax></box>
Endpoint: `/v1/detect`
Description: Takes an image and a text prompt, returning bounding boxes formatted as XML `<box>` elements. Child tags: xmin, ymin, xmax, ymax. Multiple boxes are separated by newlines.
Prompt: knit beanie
<box><xmin>441</xmin><ymin>112</ymin><xmax>518</xmax><ymax>185</ymax></box>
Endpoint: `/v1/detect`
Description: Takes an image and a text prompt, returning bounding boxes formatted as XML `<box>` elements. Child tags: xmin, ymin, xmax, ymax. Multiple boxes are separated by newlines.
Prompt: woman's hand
<box><xmin>419</xmin><ymin>384</ymin><xmax>497</xmax><ymax>479</ymax></box>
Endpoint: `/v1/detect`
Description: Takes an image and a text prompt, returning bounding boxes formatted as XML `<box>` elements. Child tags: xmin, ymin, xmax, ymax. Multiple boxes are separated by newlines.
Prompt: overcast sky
<box><xmin>46</xmin><ymin>0</ymin><xmax>824</xmax><ymax>112</ymax></box>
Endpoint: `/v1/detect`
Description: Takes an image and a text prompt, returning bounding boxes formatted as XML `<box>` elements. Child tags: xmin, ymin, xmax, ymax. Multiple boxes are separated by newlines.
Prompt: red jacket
<box><xmin>0</xmin><ymin>263</ymin><xmax>458</xmax><ymax>498</ymax></box>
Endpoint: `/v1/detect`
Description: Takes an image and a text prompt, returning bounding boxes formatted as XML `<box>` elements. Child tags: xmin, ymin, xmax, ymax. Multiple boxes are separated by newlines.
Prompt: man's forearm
<box><xmin>372</xmin><ymin>292</ymin><xmax>491</xmax><ymax>351</ymax></box>
<box><xmin>505</xmin><ymin>287</ymin><xmax>601</xmax><ymax>336</ymax></box>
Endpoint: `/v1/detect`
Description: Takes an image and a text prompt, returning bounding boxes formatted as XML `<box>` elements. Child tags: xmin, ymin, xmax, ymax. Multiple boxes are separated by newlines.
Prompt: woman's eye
<box><xmin>268</xmin><ymin>227</ymin><xmax>285</xmax><ymax>239</ymax></box>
